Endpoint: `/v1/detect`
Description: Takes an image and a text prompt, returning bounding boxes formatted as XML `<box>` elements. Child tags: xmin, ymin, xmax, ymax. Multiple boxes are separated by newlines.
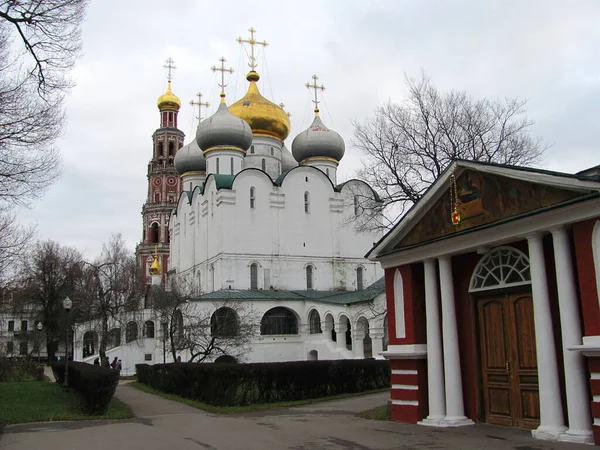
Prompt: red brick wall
<box><xmin>587</xmin><ymin>358</ymin><xmax>600</xmax><ymax>445</ymax></box>
<box><xmin>389</xmin><ymin>359</ymin><xmax>428</xmax><ymax>423</ymax></box>
<box><xmin>573</xmin><ymin>219</ymin><xmax>600</xmax><ymax>337</ymax></box>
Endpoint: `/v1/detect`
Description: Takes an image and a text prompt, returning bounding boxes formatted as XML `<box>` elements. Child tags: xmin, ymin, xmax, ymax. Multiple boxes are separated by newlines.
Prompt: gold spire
<box><xmin>236</xmin><ymin>27</ymin><xmax>268</xmax><ymax>77</ymax></box>
<box><xmin>211</xmin><ymin>57</ymin><xmax>234</xmax><ymax>103</ymax></box>
<box><xmin>305</xmin><ymin>74</ymin><xmax>325</xmax><ymax>116</ymax></box>
<box><xmin>157</xmin><ymin>57</ymin><xmax>181</xmax><ymax>110</ymax></box>
<box><xmin>190</xmin><ymin>92</ymin><xmax>210</xmax><ymax>121</ymax></box>
<box><xmin>149</xmin><ymin>245</ymin><xmax>161</xmax><ymax>275</ymax></box>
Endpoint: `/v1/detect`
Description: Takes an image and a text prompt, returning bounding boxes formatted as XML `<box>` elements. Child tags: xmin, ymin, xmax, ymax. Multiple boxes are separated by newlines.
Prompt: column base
<box><xmin>418</xmin><ymin>415</ymin><xmax>445</xmax><ymax>427</ymax></box>
<box><xmin>441</xmin><ymin>416</ymin><xmax>475</xmax><ymax>427</ymax></box>
<box><xmin>559</xmin><ymin>429</ymin><xmax>594</xmax><ymax>445</ymax></box>
<box><xmin>532</xmin><ymin>425</ymin><xmax>568</xmax><ymax>441</ymax></box>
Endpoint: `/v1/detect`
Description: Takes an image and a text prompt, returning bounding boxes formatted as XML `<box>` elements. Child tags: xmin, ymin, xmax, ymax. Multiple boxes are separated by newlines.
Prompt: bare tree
<box><xmin>351</xmin><ymin>72</ymin><xmax>545</xmax><ymax>230</ymax></box>
<box><xmin>76</xmin><ymin>234</ymin><xmax>138</xmax><ymax>367</ymax></box>
<box><xmin>153</xmin><ymin>279</ymin><xmax>256</xmax><ymax>363</ymax></box>
<box><xmin>18</xmin><ymin>240</ymin><xmax>83</xmax><ymax>362</ymax></box>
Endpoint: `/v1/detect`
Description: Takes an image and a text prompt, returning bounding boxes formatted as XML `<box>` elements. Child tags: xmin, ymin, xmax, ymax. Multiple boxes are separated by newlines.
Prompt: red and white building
<box><xmin>367</xmin><ymin>160</ymin><xmax>600</xmax><ymax>445</ymax></box>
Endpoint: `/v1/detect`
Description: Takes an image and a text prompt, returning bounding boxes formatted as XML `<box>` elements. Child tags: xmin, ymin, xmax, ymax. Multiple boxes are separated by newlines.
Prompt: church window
<box><xmin>83</xmin><ymin>331</ymin><xmax>97</xmax><ymax>358</ymax></box>
<box><xmin>309</xmin><ymin>310</ymin><xmax>322</xmax><ymax>334</ymax></box>
<box><xmin>144</xmin><ymin>321</ymin><xmax>155</xmax><ymax>338</ymax></box>
<box><xmin>211</xmin><ymin>307</ymin><xmax>239</xmax><ymax>337</ymax></box>
<box><xmin>278</xmin><ymin>162</ymin><xmax>280</xmax><ymax>173</ymax></box>
<box><xmin>469</xmin><ymin>247</ymin><xmax>531</xmax><ymax>292</ymax></box>
<box><xmin>326</xmin><ymin>168</ymin><xmax>329</xmax><ymax>177</ymax></box>
<box><xmin>304</xmin><ymin>191</ymin><xmax>310</xmax><ymax>214</ymax></box>
<box><xmin>107</xmin><ymin>328</ymin><xmax>121</xmax><ymax>348</ymax></box>
<box><xmin>260</xmin><ymin>307</ymin><xmax>298</xmax><ymax>335</ymax></box>
<box><xmin>250</xmin><ymin>187</ymin><xmax>256</xmax><ymax>209</ymax></box>
<box><xmin>126</xmin><ymin>322</ymin><xmax>138</xmax><ymax>343</ymax></box>
<box><xmin>270</xmin><ymin>147</ymin><xmax>274</xmax><ymax>156</ymax></box>
<box><xmin>261</xmin><ymin>158</ymin><xmax>266</xmax><ymax>171</ymax></box>
<box><xmin>149</xmin><ymin>222</ymin><xmax>159</xmax><ymax>244</ymax></box>
<box><xmin>157</xmin><ymin>141</ymin><xmax>164</xmax><ymax>158</ymax></box>
<box><xmin>173</xmin><ymin>310</ymin><xmax>184</xmax><ymax>346</ymax></box>
<box><xmin>8</xmin><ymin>320</ymin><xmax>14</xmax><ymax>331</ymax></box>
<box><xmin>250</xmin><ymin>145</ymin><xmax>255</xmax><ymax>154</ymax></box>
<box><xmin>6</xmin><ymin>341</ymin><xmax>13</xmax><ymax>353</ymax></box>
<box><xmin>154</xmin><ymin>192</ymin><xmax>160</xmax><ymax>203</ymax></box>
<box><xmin>19</xmin><ymin>341</ymin><xmax>28</xmax><ymax>355</ymax></box>
<box><xmin>356</xmin><ymin>266</ymin><xmax>364</xmax><ymax>291</ymax></box>
<box><xmin>354</xmin><ymin>196</ymin><xmax>360</xmax><ymax>216</ymax></box>
<box><xmin>250</xmin><ymin>263</ymin><xmax>258</xmax><ymax>290</ymax></box>
<box><xmin>306</xmin><ymin>265</ymin><xmax>314</xmax><ymax>290</ymax></box>
<box><xmin>168</xmin><ymin>141</ymin><xmax>175</xmax><ymax>157</ymax></box>
<box><xmin>216</xmin><ymin>158</ymin><xmax>220</xmax><ymax>174</ymax></box>
<box><xmin>230</xmin><ymin>157</ymin><xmax>234</xmax><ymax>174</ymax></box>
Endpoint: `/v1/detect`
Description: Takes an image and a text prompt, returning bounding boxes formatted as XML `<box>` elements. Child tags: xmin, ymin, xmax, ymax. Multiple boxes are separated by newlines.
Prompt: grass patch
<box><xmin>131</xmin><ymin>382</ymin><xmax>388</xmax><ymax>415</ymax></box>
<box><xmin>0</xmin><ymin>382</ymin><xmax>133</xmax><ymax>424</ymax></box>
<box><xmin>356</xmin><ymin>404</ymin><xmax>390</xmax><ymax>421</ymax></box>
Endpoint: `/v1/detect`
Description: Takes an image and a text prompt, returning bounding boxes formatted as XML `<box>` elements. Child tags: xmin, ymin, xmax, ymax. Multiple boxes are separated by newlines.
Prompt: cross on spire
<box><xmin>211</xmin><ymin>57</ymin><xmax>234</xmax><ymax>103</ymax></box>
<box><xmin>163</xmin><ymin>57</ymin><xmax>176</xmax><ymax>82</ymax></box>
<box><xmin>236</xmin><ymin>27</ymin><xmax>268</xmax><ymax>71</ymax></box>
<box><xmin>189</xmin><ymin>92</ymin><xmax>210</xmax><ymax>122</ymax></box>
<box><xmin>305</xmin><ymin>74</ymin><xmax>325</xmax><ymax>115</ymax></box>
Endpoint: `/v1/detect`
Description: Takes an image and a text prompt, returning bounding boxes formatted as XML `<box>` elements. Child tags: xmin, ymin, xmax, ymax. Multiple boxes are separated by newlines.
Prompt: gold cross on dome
<box><xmin>211</xmin><ymin>57</ymin><xmax>234</xmax><ymax>102</ymax></box>
<box><xmin>305</xmin><ymin>74</ymin><xmax>325</xmax><ymax>115</ymax></box>
<box><xmin>236</xmin><ymin>27</ymin><xmax>268</xmax><ymax>71</ymax></box>
<box><xmin>163</xmin><ymin>57</ymin><xmax>176</xmax><ymax>81</ymax></box>
<box><xmin>190</xmin><ymin>92</ymin><xmax>210</xmax><ymax>121</ymax></box>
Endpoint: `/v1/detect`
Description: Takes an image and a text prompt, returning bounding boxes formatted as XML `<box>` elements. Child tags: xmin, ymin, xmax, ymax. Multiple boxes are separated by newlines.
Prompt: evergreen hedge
<box><xmin>51</xmin><ymin>361</ymin><xmax>119</xmax><ymax>414</ymax></box>
<box><xmin>136</xmin><ymin>359</ymin><xmax>389</xmax><ymax>406</ymax></box>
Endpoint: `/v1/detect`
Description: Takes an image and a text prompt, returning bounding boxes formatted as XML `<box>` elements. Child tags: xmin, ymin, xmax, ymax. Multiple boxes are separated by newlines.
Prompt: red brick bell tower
<box><xmin>135</xmin><ymin>58</ymin><xmax>184</xmax><ymax>286</ymax></box>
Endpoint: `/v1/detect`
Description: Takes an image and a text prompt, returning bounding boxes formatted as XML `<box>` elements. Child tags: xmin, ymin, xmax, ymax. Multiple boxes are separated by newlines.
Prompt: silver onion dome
<box><xmin>174</xmin><ymin>135</ymin><xmax>206</xmax><ymax>175</ymax></box>
<box><xmin>291</xmin><ymin>115</ymin><xmax>345</xmax><ymax>163</ymax></box>
<box><xmin>196</xmin><ymin>102</ymin><xmax>252</xmax><ymax>152</ymax></box>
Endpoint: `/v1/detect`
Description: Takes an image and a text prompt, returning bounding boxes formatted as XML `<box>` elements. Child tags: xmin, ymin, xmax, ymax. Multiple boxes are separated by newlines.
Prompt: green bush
<box><xmin>0</xmin><ymin>358</ymin><xmax>44</xmax><ymax>382</ymax></box>
<box><xmin>51</xmin><ymin>361</ymin><xmax>119</xmax><ymax>414</ymax></box>
<box><xmin>136</xmin><ymin>359</ymin><xmax>389</xmax><ymax>406</ymax></box>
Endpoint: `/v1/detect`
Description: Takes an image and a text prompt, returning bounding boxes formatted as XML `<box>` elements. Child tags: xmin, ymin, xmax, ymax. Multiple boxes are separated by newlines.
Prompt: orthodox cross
<box><xmin>305</xmin><ymin>74</ymin><xmax>325</xmax><ymax>115</ymax></box>
<box><xmin>279</xmin><ymin>103</ymin><xmax>292</xmax><ymax>118</ymax></box>
<box><xmin>236</xmin><ymin>27</ymin><xmax>268</xmax><ymax>71</ymax></box>
<box><xmin>163</xmin><ymin>57</ymin><xmax>176</xmax><ymax>81</ymax></box>
<box><xmin>211</xmin><ymin>57</ymin><xmax>234</xmax><ymax>101</ymax></box>
<box><xmin>189</xmin><ymin>93</ymin><xmax>210</xmax><ymax>121</ymax></box>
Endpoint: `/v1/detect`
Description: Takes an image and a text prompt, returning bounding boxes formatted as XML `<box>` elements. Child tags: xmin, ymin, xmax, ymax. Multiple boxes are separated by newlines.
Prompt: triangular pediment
<box><xmin>366</xmin><ymin>160</ymin><xmax>600</xmax><ymax>259</ymax></box>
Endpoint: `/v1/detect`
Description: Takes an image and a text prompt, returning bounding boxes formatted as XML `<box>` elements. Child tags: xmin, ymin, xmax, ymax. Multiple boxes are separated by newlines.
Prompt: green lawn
<box><xmin>0</xmin><ymin>382</ymin><xmax>133</xmax><ymax>424</ymax></box>
<box><xmin>131</xmin><ymin>381</ymin><xmax>388</xmax><ymax>414</ymax></box>
<box><xmin>356</xmin><ymin>404</ymin><xmax>390</xmax><ymax>420</ymax></box>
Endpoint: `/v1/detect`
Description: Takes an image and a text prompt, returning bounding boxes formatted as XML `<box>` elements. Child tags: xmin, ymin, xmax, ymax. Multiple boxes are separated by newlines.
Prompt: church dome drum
<box><xmin>174</xmin><ymin>137</ymin><xmax>206</xmax><ymax>175</ymax></box>
<box><xmin>291</xmin><ymin>115</ymin><xmax>345</xmax><ymax>163</ymax></box>
<box><xmin>229</xmin><ymin>71</ymin><xmax>290</xmax><ymax>141</ymax></box>
<box><xmin>196</xmin><ymin>102</ymin><xmax>253</xmax><ymax>152</ymax></box>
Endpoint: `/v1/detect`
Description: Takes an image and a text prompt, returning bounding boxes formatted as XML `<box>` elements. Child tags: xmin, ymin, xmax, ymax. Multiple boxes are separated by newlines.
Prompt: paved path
<box><xmin>0</xmin><ymin>382</ymin><xmax>593</xmax><ymax>450</ymax></box>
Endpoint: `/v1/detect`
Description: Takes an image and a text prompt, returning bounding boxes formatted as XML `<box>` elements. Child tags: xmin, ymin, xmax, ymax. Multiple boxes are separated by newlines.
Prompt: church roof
<box><xmin>193</xmin><ymin>277</ymin><xmax>384</xmax><ymax>305</ymax></box>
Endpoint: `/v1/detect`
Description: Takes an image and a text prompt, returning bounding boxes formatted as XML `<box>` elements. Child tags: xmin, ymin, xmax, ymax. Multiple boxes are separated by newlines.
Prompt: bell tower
<box><xmin>136</xmin><ymin>58</ymin><xmax>185</xmax><ymax>285</ymax></box>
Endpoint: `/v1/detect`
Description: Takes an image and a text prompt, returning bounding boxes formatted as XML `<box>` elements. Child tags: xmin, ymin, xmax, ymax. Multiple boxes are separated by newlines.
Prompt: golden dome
<box><xmin>229</xmin><ymin>71</ymin><xmax>290</xmax><ymax>141</ymax></box>
<box><xmin>157</xmin><ymin>80</ymin><xmax>181</xmax><ymax>111</ymax></box>
<box><xmin>149</xmin><ymin>255</ymin><xmax>161</xmax><ymax>275</ymax></box>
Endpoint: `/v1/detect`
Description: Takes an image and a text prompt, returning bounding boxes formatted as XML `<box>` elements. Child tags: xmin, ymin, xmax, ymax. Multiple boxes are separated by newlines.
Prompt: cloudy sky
<box><xmin>16</xmin><ymin>0</ymin><xmax>600</xmax><ymax>259</ymax></box>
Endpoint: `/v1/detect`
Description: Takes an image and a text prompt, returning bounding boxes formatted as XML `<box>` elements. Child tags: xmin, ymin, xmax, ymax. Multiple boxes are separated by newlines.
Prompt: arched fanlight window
<box><xmin>469</xmin><ymin>246</ymin><xmax>531</xmax><ymax>292</ymax></box>
<box><xmin>356</xmin><ymin>266</ymin><xmax>364</xmax><ymax>291</ymax></box>
<box><xmin>250</xmin><ymin>263</ymin><xmax>258</xmax><ymax>290</ymax></box>
<box><xmin>260</xmin><ymin>307</ymin><xmax>298</xmax><ymax>335</ymax></box>
<box><xmin>306</xmin><ymin>264</ymin><xmax>314</xmax><ymax>290</ymax></box>
<box><xmin>250</xmin><ymin>187</ymin><xmax>256</xmax><ymax>209</ymax></box>
<box><xmin>144</xmin><ymin>321</ymin><xmax>155</xmax><ymax>338</ymax></box>
<box><xmin>309</xmin><ymin>309</ymin><xmax>322</xmax><ymax>334</ymax></box>
<box><xmin>304</xmin><ymin>191</ymin><xmax>310</xmax><ymax>214</ymax></box>
<box><xmin>211</xmin><ymin>307</ymin><xmax>239</xmax><ymax>337</ymax></box>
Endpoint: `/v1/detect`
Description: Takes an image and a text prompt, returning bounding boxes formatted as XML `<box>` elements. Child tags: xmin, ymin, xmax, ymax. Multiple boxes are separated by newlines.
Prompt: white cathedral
<box><xmin>72</xmin><ymin>32</ymin><xmax>388</xmax><ymax>375</ymax></box>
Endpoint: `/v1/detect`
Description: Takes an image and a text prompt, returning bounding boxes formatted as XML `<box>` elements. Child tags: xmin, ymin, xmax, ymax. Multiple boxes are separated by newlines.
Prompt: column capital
<box><xmin>549</xmin><ymin>225</ymin><xmax>569</xmax><ymax>235</ymax></box>
<box><xmin>526</xmin><ymin>232</ymin><xmax>545</xmax><ymax>243</ymax></box>
<box><xmin>438</xmin><ymin>255</ymin><xmax>451</xmax><ymax>264</ymax></box>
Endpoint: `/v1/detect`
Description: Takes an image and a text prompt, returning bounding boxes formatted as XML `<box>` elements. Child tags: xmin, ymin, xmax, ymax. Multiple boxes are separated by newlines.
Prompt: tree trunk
<box><xmin>98</xmin><ymin>313</ymin><xmax>109</xmax><ymax>367</ymax></box>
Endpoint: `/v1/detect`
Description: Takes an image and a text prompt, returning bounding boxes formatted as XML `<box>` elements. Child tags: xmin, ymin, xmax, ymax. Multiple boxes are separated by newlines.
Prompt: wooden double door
<box><xmin>477</xmin><ymin>293</ymin><xmax>540</xmax><ymax>428</ymax></box>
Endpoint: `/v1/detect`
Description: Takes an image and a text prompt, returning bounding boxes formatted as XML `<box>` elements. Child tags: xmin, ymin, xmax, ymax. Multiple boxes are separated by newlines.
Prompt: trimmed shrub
<box><xmin>0</xmin><ymin>358</ymin><xmax>44</xmax><ymax>382</ymax></box>
<box><xmin>136</xmin><ymin>359</ymin><xmax>389</xmax><ymax>406</ymax></box>
<box><xmin>51</xmin><ymin>361</ymin><xmax>119</xmax><ymax>414</ymax></box>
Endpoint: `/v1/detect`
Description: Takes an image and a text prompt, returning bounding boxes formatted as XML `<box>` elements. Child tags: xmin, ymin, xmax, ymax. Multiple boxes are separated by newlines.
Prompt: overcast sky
<box><xmin>16</xmin><ymin>0</ymin><xmax>600</xmax><ymax>259</ymax></box>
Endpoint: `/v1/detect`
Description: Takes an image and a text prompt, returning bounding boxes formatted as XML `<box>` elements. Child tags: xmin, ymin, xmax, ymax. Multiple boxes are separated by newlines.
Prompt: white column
<box><xmin>419</xmin><ymin>259</ymin><xmax>446</xmax><ymax>426</ymax></box>
<box><xmin>370</xmin><ymin>328</ymin><xmax>385</xmax><ymax>359</ymax></box>
<box><xmin>353</xmin><ymin>330</ymin><xmax>366</xmax><ymax>359</ymax></box>
<box><xmin>550</xmin><ymin>228</ymin><xmax>594</xmax><ymax>444</ymax></box>
<box><xmin>335</xmin><ymin>323</ymin><xmax>346</xmax><ymax>352</ymax></box>
<box><xmin>527</xmin><ymin>234</ymin><xmax>567</xmax><ymax>440</ymax></box>
<box><xmin>438</xmin><ymin>256</ymin><xmax>473</xmax><ymax>426</ymax></box>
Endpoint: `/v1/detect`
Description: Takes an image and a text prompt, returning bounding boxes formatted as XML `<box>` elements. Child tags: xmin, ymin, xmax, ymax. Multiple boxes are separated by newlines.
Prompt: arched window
<box><xmin>250</xmin><ymin>187</ymin><xmax>256</xmax><ymax>209</ymax></box>
<box><xmin>211</xmin><ymin>307</ymin><xmax>239</xmax><ymax>337</ymax></box>
<box><xmin>173</xmin><ymin>310</ymin><xmax>184</xmax><ymax>345</ymax></box>
<box><xmin>260</xmin><ymin>307</ymin><xmax>298</xmax><ymax>335</ymax></box>
<box><xmin>154</xmin><ymin>192</ymin><xmax>160</xmax><ymax>203</ymax></box>
<box><xmin>326</xmin><ymin>168</ymin><xmax>330</xmax><ymax>177</ymax></box>
<box><xmin>261</xmin><ymin>158</ymin><xmax>266</xmax><ymax>171</ymax></box>
<box><xmin>250</xmin><ymin>263</ymin><xmax>258</xmax><ymax>290</ymax></box>
<box><xmin>270</xmin><ymin>147</ymin><xmax>274</xmax><ymax>156</ymax></box>
<box><xmin>83</xmin><ymin>331</ymin><xmax>97</xmax><ymax>358</ymax></box>
<box><xmin>250</xmin><ymin>145</ymin><xmax>255</xmax><ymax>154</ymax></box>
<box><xmin>469</xmin><ymin>246</ymin><xmax>531</xmax><ymax>292</ymax></box>
<box><xmin>309</xmin><ymin>310</ymin><xmax>322</xmax><ymax>334</ymax></box>
<box><xmin>304</xmin><ymin>191</ymin><xmax>310</xmax><ymax>214</ymax></box>
<box><xmin>356</xmin><ymin>266</ymin><xmax>364</xmax><ymax>291</ymax></box>
<box><xmin>126</xmin><ymin>321</ymin><xmax>138</xmax><ymax>343</ymax></box>
<box><xmin>107</xmin><ymin>328</ymin><xmax>121</xmax><ymax>349</ymax></box>
<box><xmin>149</xmin><ymin>222</ymin><xmax>159</xmax><ymax>244</ymax></box>
<box><xmin>168</xmin><ymin>141</ymin><xmax>175</xmax><ymax>157</ymax></box>
<box><xmin>216</xmin><ymin>157</ymin><xmax>220</xmax><ymax>174</ymax></box>
<box><xmin>354</xmin><ymin>196</ymin><xmax>360</xmax><ymax>216</ymax></box>
<box><xmin>144</xmin><ymin>321</ymin><xmax>155</xmax><ymax>338</ymax></box>
<box><xmin>306</xmin><ymin>265</ymin><xmax>314</xmax><ymax>290</ymax></box>
<box><xmin>230</xmin><ymin>157</ymin><xmax>234</xmax><ymax>174</ymax></box>
<box><xmin>157</xmin><ymin>141</ymin><xmax>164</xmax><ymax>158</ymax></box>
